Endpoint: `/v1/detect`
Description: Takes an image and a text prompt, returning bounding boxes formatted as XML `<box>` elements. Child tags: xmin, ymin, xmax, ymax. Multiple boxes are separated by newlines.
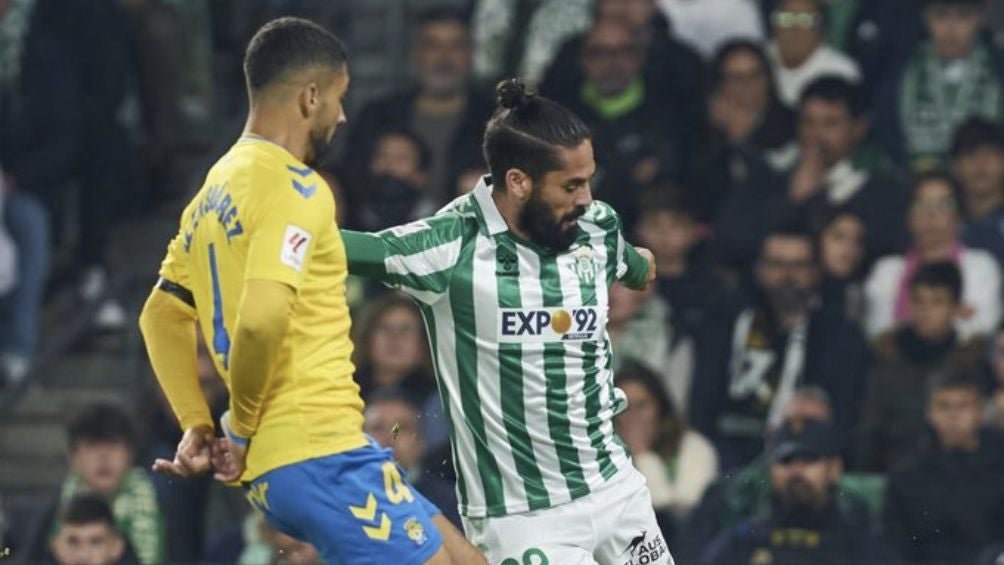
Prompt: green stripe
<box><xmin>378</xmin><ymin>215</ymin><xmax>462</xmax><ymax>253</ymax></box>
<box><xmin>450</xmin><ymin>234</ymin><xmax>505</xmax><ymax>509</ymax></box>
<box><xmin>577</xmin><ymin>251</ymin><xmax>617</xmax><ymax>480</ymax></box>
<box><xmin>418</xmin><ymin>302</ymin><xmax>469</xmax><ymax>509</ymax></box>
<box><xmin>496</xmin><ymin>240</ymin><xmax>550</xmax><ymax>510</ymax></box>
<box><xmin>540</xmin><ymin>255</ymin><xmax>588</xmax><ymax>497</ymax></box>
<box><xmin>604</xmin><ymin>227</ymin><xmax>620</xmax><ymax>287</ymax></box>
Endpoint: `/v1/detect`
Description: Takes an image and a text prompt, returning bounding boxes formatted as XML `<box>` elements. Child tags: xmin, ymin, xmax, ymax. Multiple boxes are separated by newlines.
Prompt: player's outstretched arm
<box><xmin>214</xmin><ymin>279</ymin><xmax>296</xmax><ymax>481</ymax></box>
<box><xmin>432</xmin><ymin>515</ymin><xmax>488</xmax><ymax>565</ymax></box>
<box><xmin>139</xmin><ymin>286</ymin><xmax>215</xmax><ymax>476</ymax></box>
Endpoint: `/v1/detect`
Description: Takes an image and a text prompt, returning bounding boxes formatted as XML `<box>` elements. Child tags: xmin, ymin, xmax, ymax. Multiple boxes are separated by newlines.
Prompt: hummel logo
<box><xmin>291</xmin><ymin>178</ymin><xmax>316</xmax><ymax>199</ymax></box>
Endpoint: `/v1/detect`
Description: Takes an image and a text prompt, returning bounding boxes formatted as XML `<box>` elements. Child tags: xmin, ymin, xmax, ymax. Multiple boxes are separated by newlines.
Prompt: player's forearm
<box><xmin>139</xmin><ymin>289</ymin><xmax>213</xmax><ymax>430</ymax></box>
<box><xmin>227</xmin><ymin>279</ymin><xmax>295</xmax><ymax>439</ymax></box>
<box><xmin>340</xmin><ymin>229</ymin><xmax>388</xmax><ymax>277</ymax></box>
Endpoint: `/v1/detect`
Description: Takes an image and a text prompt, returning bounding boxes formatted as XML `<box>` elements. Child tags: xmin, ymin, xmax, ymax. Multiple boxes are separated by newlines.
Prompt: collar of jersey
<box><xmin>472</xmin><ymin>176</ymin><xmax>509</xmax><ymax>236</ymax></box>
<box><xmin>237</xmin><ymin>134</ymin><xmax>310</xmax><ymax>169</ymax></box>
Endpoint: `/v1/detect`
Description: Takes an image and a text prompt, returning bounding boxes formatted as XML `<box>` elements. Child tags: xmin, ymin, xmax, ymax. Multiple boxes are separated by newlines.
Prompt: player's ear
<box><xmin>299</xmin><ymin>83</ymin><xmax>320</xmax><ymax>118</ymax></box>
<box><xmin>505</xmin><ymin>168</ymin><xmax>532</xmax><ymax>202</ymax></box>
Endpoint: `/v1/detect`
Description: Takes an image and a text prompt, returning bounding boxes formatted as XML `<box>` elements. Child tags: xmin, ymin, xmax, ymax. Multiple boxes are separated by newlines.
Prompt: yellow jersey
<box><xmin>157</xmin><ymin>135</ymin><xmax>366</xmax><ymax>480</ymax></box>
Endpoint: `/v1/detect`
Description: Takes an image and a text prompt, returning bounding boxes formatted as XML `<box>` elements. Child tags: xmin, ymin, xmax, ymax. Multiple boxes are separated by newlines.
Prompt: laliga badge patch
<box><xmin>280</xmin><ymin>225</ymin><xmax>312</xmax><ymax>272</ymax></box>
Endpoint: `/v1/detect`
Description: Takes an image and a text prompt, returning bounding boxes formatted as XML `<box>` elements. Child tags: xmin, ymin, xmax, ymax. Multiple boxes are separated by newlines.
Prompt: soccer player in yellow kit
<box><xmin>138</xmin><ymin>18</ymin><xmax>479</xmax><ymax>565</ymax></box>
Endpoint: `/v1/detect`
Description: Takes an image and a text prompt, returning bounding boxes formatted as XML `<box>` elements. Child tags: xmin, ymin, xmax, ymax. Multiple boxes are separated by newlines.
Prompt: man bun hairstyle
<box><xmin>483</xmin><ymin>78</ymin><xmax>592</xmax><ymax>188</ymax></box>
<box><xmin>243</xmin><ymin>17</ymin><xmax>348</xmax><ymax>93</ymax></box>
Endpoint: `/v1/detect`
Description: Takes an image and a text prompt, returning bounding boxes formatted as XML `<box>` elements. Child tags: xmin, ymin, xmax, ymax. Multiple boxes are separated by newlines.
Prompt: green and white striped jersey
<box><xmin>343</xmin><ymin>177</ymin><xmax>651</xmax><ymax>518</ymax></box>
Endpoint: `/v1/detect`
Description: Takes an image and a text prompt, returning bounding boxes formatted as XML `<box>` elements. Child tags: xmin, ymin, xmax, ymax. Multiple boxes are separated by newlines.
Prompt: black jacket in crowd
<box><xmin>689</xmin><ymin>294</ymin><xmax>870</xmax><ymax>471</ymax></box>
<box><xmin>699</xmin><ymin>492</ymin><xmax>885</xmax><ymax>565</ymax></box>
<box><xmin>883</xmin><ymin>429</ymin><xmax>1004</xmax><ymax>565</ymax></box>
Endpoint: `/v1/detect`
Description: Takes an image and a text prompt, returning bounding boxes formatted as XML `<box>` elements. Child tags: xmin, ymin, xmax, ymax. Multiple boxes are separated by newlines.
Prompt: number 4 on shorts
<box><xmin>501</xmin><ymin>548</ymin><xmax>549</xmax><ymax>565</ymax></box>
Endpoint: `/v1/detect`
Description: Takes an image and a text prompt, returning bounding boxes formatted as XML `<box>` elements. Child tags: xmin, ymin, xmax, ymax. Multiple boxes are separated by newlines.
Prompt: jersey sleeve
<box><xmin>593</xmin><ymin>201</ymin><xmax>650</xmax><ymax>289</ymax></box>
<box><xmin>243</xmin><ymin>170</ymin><xmax>334</xmax><ymax>290</ymax></box>
<box><xmin>341</xmin><ymin>214</ymin><xmax>465</xmax><ymax>305</ymax></box>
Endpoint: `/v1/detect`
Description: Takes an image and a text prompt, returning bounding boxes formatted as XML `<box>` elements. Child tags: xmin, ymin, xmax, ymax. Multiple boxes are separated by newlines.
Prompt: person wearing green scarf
<box><xmin>897</xmin><ymin>0</ymin><xmax>1004</xmax><ymax>171</ymax></box>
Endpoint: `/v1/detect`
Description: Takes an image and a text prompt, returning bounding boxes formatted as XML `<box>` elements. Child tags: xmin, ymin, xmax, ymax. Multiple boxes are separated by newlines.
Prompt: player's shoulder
<box><xmin>579</xmin><ymin>200</ymin><xmax>623</xmax><ymax>231</ymax></box>
<box><xmin>378</xmin><ymin>194</ymin><xmax>479</xmax><ymax>242</ymax></box>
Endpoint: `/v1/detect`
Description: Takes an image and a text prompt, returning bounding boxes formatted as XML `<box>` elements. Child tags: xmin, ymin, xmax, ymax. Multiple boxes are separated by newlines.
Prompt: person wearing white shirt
<box><xmin>865</xmin><ymin>171</ymin><xmax>1002</xmax><ymax>339</ymax></box>
<box><xmin>656</xmin><ymin>0</ymin><xmax>764</xmax><ymax>59</ymax></box>
<box><xmin>766</xmin><ymin>0</ymin><xmax>860</xmax><ymax>107</ymax></box>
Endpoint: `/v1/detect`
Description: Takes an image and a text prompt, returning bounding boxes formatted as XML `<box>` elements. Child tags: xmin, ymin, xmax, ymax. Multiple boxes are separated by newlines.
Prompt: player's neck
<box><xmin>492</xmin><ymin>190</ymin><xmax>532</xmax><ymax>242</ymax></box>
<box><xmin>243</xmin><ymin>112</ymin><xmax>311</xmax><ymax>165</ymax></box>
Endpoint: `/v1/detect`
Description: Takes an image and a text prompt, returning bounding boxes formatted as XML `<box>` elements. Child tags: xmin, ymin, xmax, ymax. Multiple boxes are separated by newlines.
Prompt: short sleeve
<box><xmin>243</xmin><ymin>174</ymin><xmax>334</xmax><ymax>290</ymax></box>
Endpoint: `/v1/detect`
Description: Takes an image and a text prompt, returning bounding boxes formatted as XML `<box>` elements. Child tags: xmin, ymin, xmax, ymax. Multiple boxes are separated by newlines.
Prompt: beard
<box><xmin>777</xmin><ymin>476</ymin><xmax>826</xmax><ymax>515</ymax></box>
<box><xmin>305</xmin><ymin>126</ymin><xmax>334</xmax><ymax>167</ymax></box>
<box><xmin>764</xmin><ymin>281</ymin><xmax>813</xmax><ymax>320</ymax></box>
<box><xmin>518</xmin><ymin>188</ymin><xmax>586</xmax><ymax>251</ymax></box>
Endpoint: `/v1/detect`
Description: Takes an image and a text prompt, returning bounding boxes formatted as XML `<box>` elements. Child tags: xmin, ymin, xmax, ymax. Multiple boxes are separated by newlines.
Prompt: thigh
<box><xmin>247</xmin><ymin>446</ymin><xmax>444</xmax><ymax>565</ymax></box>
<box><xmin>463</xmin><ymin>507</ymin><xmax>595</xmax><ymax>565</ymax></box>
<box><xmin>593</xmin><ymin>470</ymin><xmax>675</xmax><ymax>565</ymax></box>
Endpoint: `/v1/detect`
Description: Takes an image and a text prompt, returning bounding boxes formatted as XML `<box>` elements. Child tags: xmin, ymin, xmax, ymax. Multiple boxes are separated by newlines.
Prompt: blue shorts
<box><xmin>245</xmin><ymin>441</ymin><xmax>443</xmax><ymax>565</ymax></box>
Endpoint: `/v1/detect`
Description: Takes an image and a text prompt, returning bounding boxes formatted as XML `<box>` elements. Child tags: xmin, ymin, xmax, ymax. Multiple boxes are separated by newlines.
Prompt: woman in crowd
<box><xmin>816</xmin><ymin>207</ymin><xmax>868</xmax><ymax>322</ymax></box>
<box><xmin>614</xmin><ymin>363</ymin><xmax>718</xmax><ymax>527</ymax></box>
<box><xmin>865</xmin><ymin>171</ymin><xmax>1002</xmax><ymax>339</ymax></box>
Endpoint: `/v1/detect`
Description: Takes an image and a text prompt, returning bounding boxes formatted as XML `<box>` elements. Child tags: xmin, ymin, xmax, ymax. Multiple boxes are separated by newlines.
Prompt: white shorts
<box><xmin>462</xmin><ymin>467</ymin><xmax>675</xmax><ymax>565</ymax></box>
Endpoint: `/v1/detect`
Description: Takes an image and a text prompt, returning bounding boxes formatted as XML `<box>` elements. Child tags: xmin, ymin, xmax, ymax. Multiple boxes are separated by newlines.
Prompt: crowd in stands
<box><xmin>2</xmin><ymin>0</ymin><xmax>1004</xmax><ymax>563</ymax></box>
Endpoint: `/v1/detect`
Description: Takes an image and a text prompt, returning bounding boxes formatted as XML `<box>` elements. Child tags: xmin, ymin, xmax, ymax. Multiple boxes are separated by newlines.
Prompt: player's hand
<box><xmin>214</xmin><ymin>411</ymin><xmax>248</xmax><ymax>483</ymax></box>
<box><xmin>153</xmin><ymin>425</ymin><xmax>215</xmax><ymax>477</ymax></box>
<box><xmin>635</xmin><ymin>247</ymin><xmax>657</xmax><ymax>288</ymax></box>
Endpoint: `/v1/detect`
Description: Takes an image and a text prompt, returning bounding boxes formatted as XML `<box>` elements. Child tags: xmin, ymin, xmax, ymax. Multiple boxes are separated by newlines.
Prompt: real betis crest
<box><xmin>567</xmin><ymin>244</ymin><xmax>598</xmax><ymax>283</ymax></box>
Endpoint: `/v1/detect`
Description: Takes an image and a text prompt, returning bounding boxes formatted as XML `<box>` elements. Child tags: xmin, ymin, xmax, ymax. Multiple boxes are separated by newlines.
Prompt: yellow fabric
<box><xmin>139</xmin><ymin>290</ymin><xmax>210</xmax><ymax>431</ymax></box>
<box><xmin>155</xmin><ymin>136</ymin><xmax>366</xmax><ymax>481</ymax></box>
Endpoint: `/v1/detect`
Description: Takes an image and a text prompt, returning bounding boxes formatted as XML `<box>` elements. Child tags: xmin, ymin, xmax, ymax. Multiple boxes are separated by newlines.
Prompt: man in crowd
<box><xmin>699</xmin><ymin>419</ymin><xmax>884</xmax><ymax>565</ymax></box>
<box><xmin>956</xmin><ymin>117</ymin><xmax>1004</xmax><ymax>264</ymax></box>
<box><xmin>342</xmin><ymin>6</ymin><xmax>492</xmax><ymax>204</ymax></box>
<box><xmin>691</xmin><ymin>224</ymin><xmax>869</xmax><ymax>470</ymax></box>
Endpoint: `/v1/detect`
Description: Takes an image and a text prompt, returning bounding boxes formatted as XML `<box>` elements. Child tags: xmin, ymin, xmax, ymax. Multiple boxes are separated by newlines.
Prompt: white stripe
<box><xmin>582</xmin><ymin>222</ymin><xmax>631</xmax><ymax>467</ymax></box>
<box><xmin>472</xmin><ymin>234</ymin><xmax>527</xmax><ymax>513</ymax></box>
<box><xmin>429</xmin><ymin>297</ymin><xmax>486</xmax><ymax>513</ymax></box>
<box><xmin>555</xmin><ymin>251</ymin><xmax>601</xmax><ymax>483</ymax></box>
<box><xmin>385</xmin><ymin>238</ymin><xmax>462</xmax><ymax>277</ymax></box>
<box><xmin>615</xmin><ymin>231</ymin><xmax>628</xmax><ymax>279</ymax></box>
<box><xmin>517</xmin><ymin>247</ymin><xmax>572</xmax><ymax>505</ymax></box>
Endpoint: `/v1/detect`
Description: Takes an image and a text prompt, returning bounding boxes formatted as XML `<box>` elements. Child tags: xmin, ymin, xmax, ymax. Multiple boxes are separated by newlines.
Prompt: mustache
<box><xmin>564</xmin><ymin>207</ymin><xmax>587</xmax><ymax>222</ymax></box>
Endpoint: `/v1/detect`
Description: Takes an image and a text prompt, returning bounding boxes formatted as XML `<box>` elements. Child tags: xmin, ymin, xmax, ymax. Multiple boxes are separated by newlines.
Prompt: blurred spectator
<box><xmin>883</xmin><ymin>370</ymin><xmax>1004</xmax><ymax>564</ymax></box>
<box><xmin>771</xmin><ymin>76</ymin><xmax>907</xmax><ymax>263</ymax></box>
<box><xmin>691</xmin><ymin>225</ymin><xmax>869</xmax><ymax>470</ymax></box>
<box><xmin>680</xmin><ymin>387</ymin><xmax>886</xmax><ymax>561</ymax></box>
<box><xmin>708</xmin><ymin>40</ymin><xmax>795</xmax><ymax>152</ymax></box>
<box><xmin>955</xmin><ymin>117</ymin><xmax>1004</xmax><ymax>264</ymax></box>
<box><xmin>49</xmin><ymin>405</ymin><xmax>164</xmax><ymax>565</ymax></box>
<box><xmin>364</xmin><ymin>389</ymin><xmax>461</xmax><ymax>529</ymax></box>
<box><xmin>875</xmin><ymin>0</ymin><xmax>1004</xmax><ymax>171</ymax></box>
<box><xmin>864</xmin><ymin>171</ymin><xmax>1002</xmax><ymax>339</ymax></box>
<box><xmin>539</xmin><ymin>0</ymin><xmax>707</xmax><ymax>151</ymax></box>
<box><xmin>987</xmin><ymin>325</ymin><xmax>1004</xmax><ymax>428</ymax></box>
<box><xmin>144</xmin><ymin>333</ymin><xmax>227</xmax><ymax>564</ymax></box>
<box><xmin>608</xmin><ymin>282</ymin><xmax>691</xmax><ymax>413</ymax></box>
<box><xmin>343</xmin><ymin>6</ymin><xmax>491</xmax><ymax>209</ymax></box>
<box><xmin>696</xmin><ymin>40</ymin><xmax>796</xmax><ymax>223</ymax></box>
<box><xmin>1</xmin><ymin>0</ymin><xmax>134</xmax><ymax>331</ymax></box>
<box><xmin>257</xmin><ymin>520</ymin><xmax>321</xmax><ymax>565</ymax></box>
<box><xmin>560</xmin><ymin>18</ymin><xmax>688</xmax><ymax>229</ymax></box>
<box><xmin>614</xmin><ymin>363</ymin><xmax>718</xmax><ymax>525</ymax></box>
<box><xmin>473</xmin><ymin>0</ymin><xmax>593</xmax><ymax>83</ymax></box>
<box><xmin>699</xmin><ymin>419</ymin><xmax>884</xmax><ymax>565</ymax></box>
<box><xmin>816</xmin><ymin>207</ymin><xmax>868</xmax><ymax>322</ymax></box>
<box><xmin>207</xmin><ymin>513</ymin><xmax>321</xmax><ymax>565</ymax></box>
<box><xmin>0</xmin><ymin>170</ymin><xmax>47</xmax><ymax>390</ymax></box>
<box><xmin>854</xmin><ymin>262</ymin><xmax>986</xmax><ymax>472</ymax></box>
<box><xmin>47</xmin><ymin>495</ymin><xmax>137</xmax><ymax>565</ymax></box>
<box><xmin>760</xmin><ymin>0</ymin><xmax>924</xmax><ymax>104</ymax></box>
<box><xmin>355</xmin><ymin>130</ymin><xmax>439</xmax><ymax>231</ymax></box>
<box><xmin>767</xmin><ymin>0</ymin><xmax>861</xmax><ymax>107</ymax></box>
<box><xmin>655</xmin><ymin>0</ymin><xmax>764</xmax><ymax>59</ymax></box>
<box><xmin>353</xmin><ymin>293</ymin><xmax>445</xmax><ymax>449</ymax></box>
<box><xmin>634</xmin><ymin>189</ymin><xmax>721</xmax><ymax>345</ymax></box>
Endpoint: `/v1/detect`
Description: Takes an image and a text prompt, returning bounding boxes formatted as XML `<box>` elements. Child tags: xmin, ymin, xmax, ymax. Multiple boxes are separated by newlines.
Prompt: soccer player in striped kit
<box><xmin>342</xmin><ymin>79</ymin><xmax>675</xmax><ymax>565</ymax></box>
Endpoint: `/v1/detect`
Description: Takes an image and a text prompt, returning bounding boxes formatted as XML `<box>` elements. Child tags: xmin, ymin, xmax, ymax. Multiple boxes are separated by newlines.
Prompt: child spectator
<box><xmin>48</xmin><ymin>495</ymin><xmax>137</xmax><ymax>565</ymax></box>
<box><xmin>855</xmin><ymin>262</ymin><xmax>986</xmax><ymax>472</ymax></box>
<box><xmin>883</xmin><ymin>370</ymin><xmax>1004</xmax><ymax>564</ymax></box>
<box><xmin>57</xmin><ymin>405</ymin><xmax>164</xmax><ymax>565</ymax></box>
